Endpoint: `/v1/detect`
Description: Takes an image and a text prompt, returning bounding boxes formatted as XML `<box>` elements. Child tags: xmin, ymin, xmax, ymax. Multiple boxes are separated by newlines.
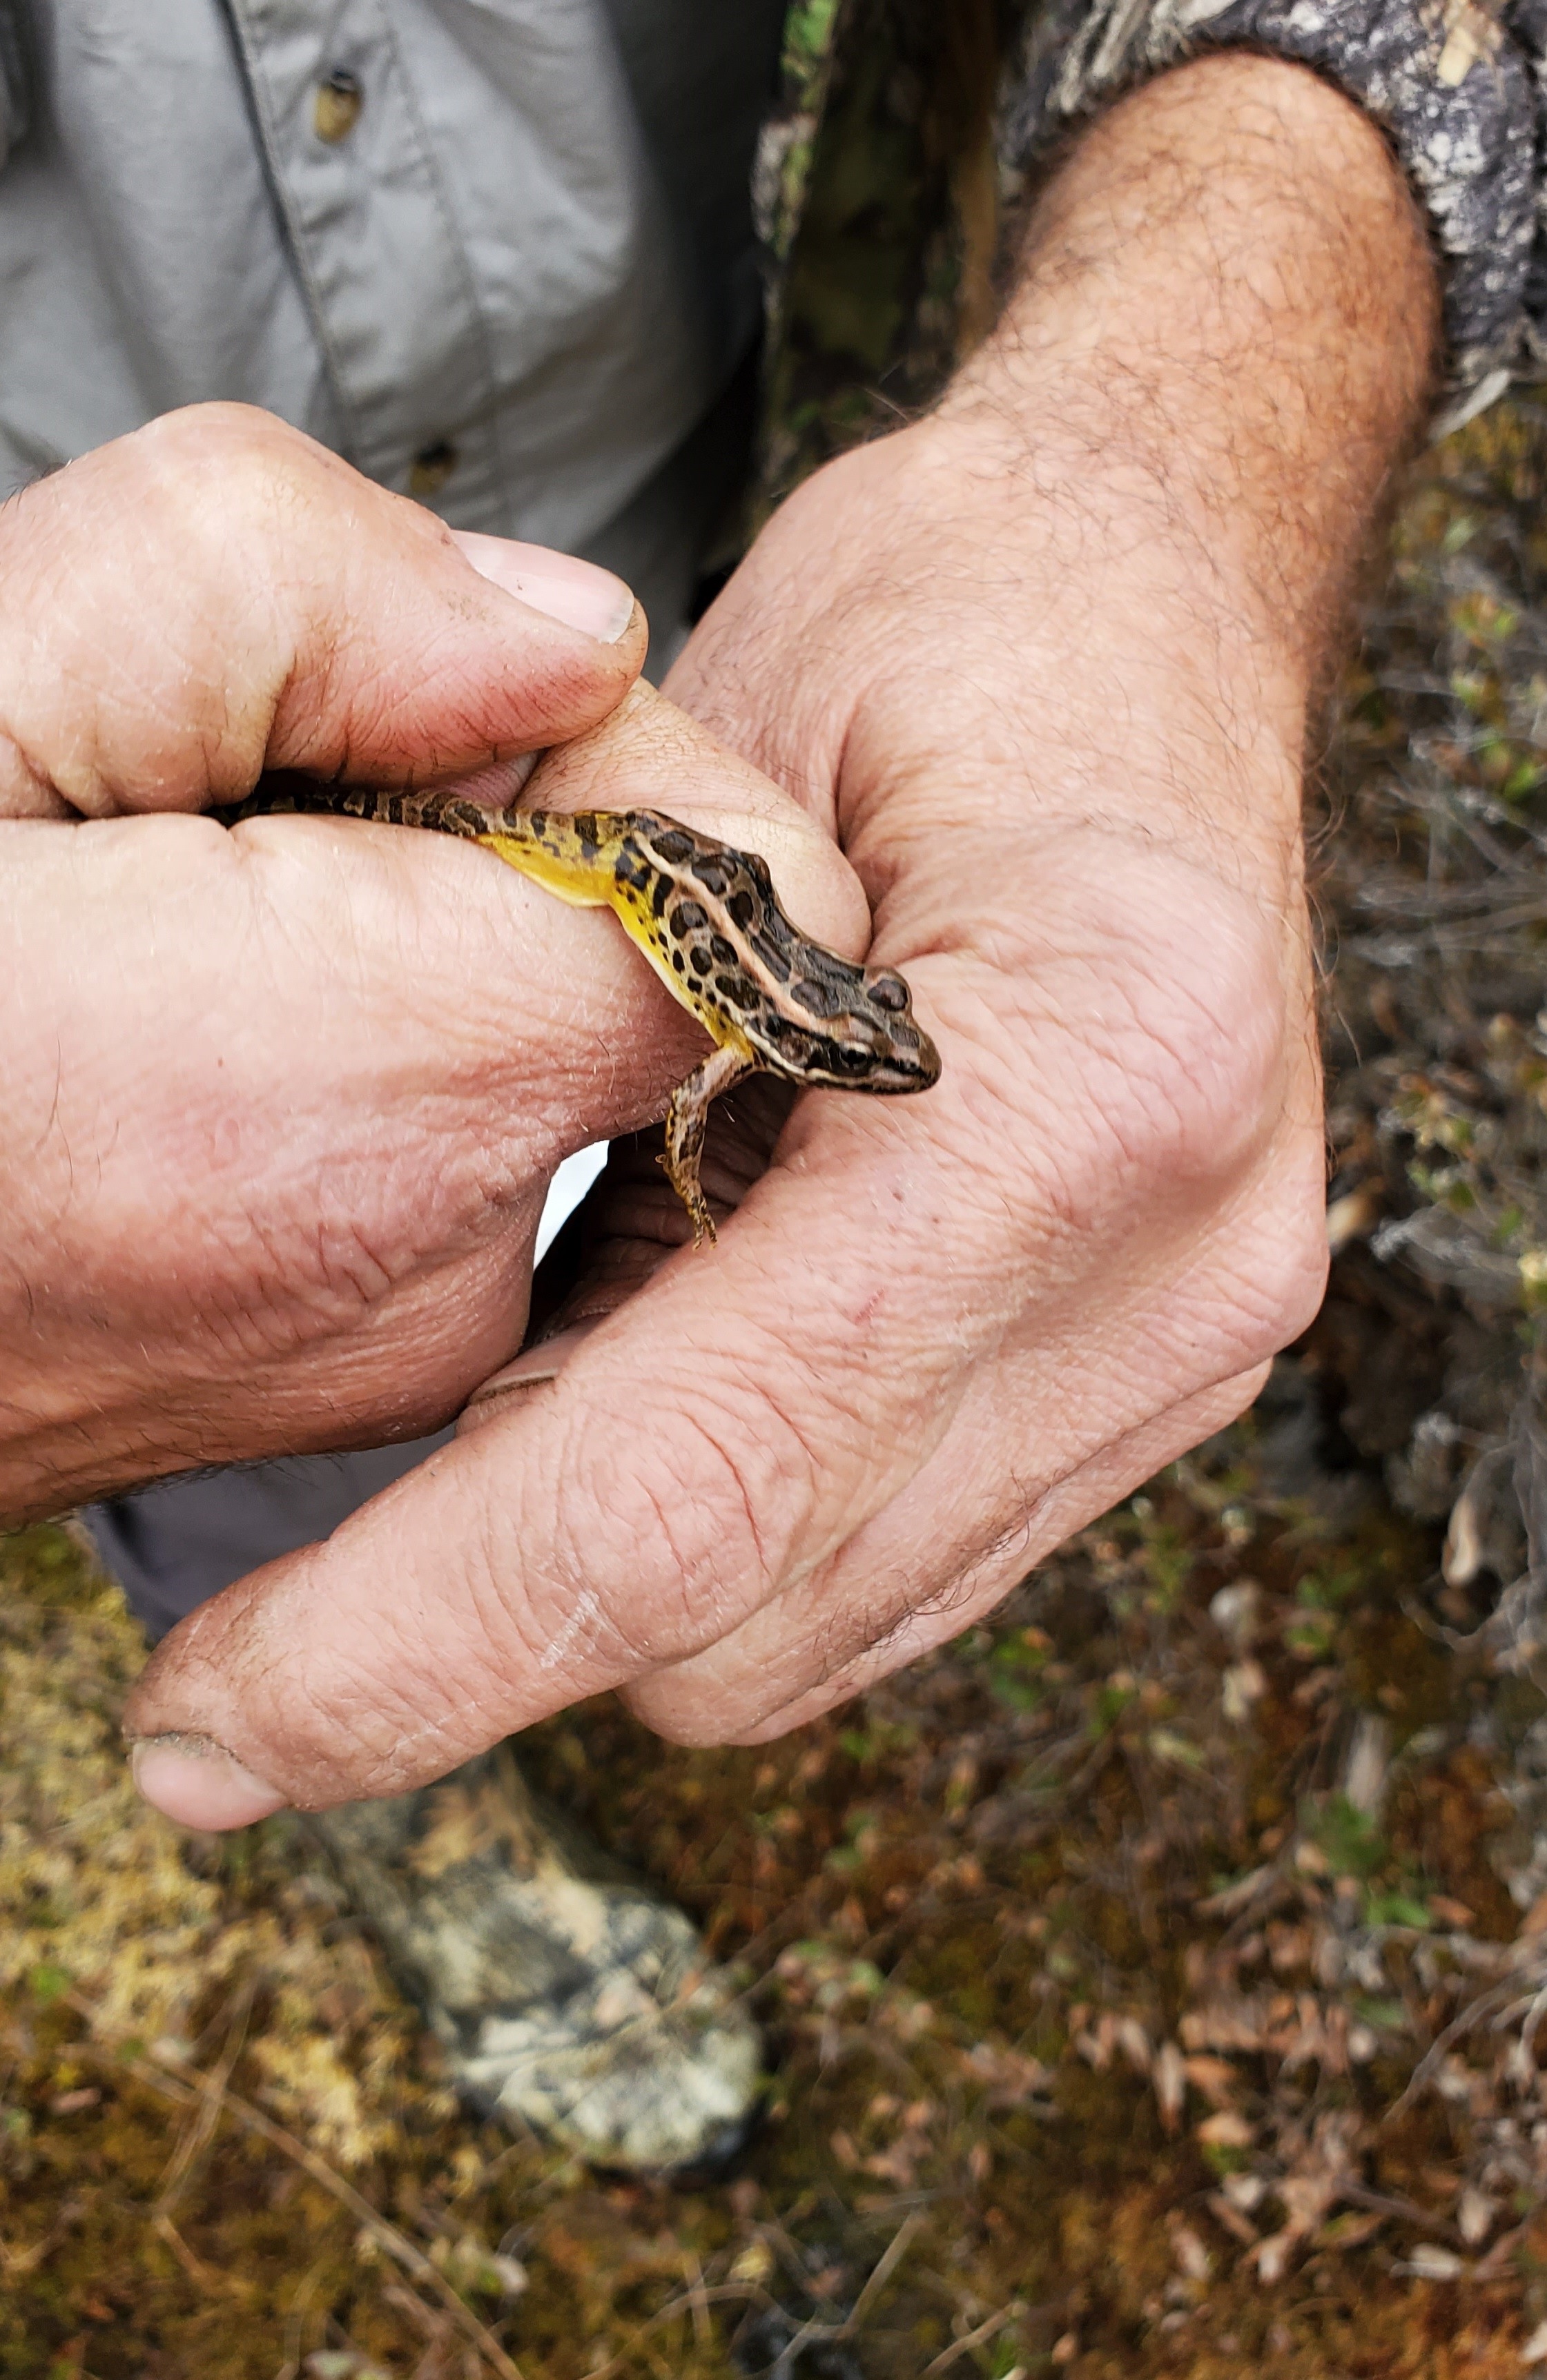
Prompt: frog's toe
<box><xmin>657</xmin><ymin>1147</ymin><xmax>717</xmax><ymax>1247</ymax></box>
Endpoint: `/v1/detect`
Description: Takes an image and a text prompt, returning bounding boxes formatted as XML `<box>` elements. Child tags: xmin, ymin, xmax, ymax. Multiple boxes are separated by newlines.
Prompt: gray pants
<box><xmin>85</xmin><ymin>1438</ymin><xmax>449</xmax><ymax>1641</ymax></box>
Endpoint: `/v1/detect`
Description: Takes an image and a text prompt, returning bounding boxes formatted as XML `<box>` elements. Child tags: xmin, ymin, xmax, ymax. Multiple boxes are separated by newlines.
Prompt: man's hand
<box><xmin>1</xmin><ymin>404</ymin><xmax>868</xmax><ymax>1521</ymax></box>
<box><xmin>124</xmin><ymin>59</ymin><xmax>1439</xmax><ymax>1825</ymax></box>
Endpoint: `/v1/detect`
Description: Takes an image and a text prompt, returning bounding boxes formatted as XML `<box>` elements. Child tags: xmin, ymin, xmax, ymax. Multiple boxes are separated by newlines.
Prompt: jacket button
<box><xmin>313</xmin><ymin>69</ymin><xmax>362</xmax><ymax>144</ymax></box>
<box><xmin>410</xmin><ymin>440</ymin><xmax>459</xmax><ymax>496</ymax></box>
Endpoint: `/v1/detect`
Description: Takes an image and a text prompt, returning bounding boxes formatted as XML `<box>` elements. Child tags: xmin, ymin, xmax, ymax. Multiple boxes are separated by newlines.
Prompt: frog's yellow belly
<box><xmin>232</xmin><ymin>788</ymin><xmax>941</xmax><ymax>1245</ymax></box>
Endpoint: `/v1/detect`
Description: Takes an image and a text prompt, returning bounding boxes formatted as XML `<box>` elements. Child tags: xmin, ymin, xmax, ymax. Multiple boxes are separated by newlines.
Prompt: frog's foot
<box><xmin>661</xmin><ymin>1045</ymin><xmax>757</xmax><ymax>1247</ymax></box>
<box><xmin>305</xmin><ymin>1744</ymin><xmax>761</xmax><ymax>2174</ymax></box>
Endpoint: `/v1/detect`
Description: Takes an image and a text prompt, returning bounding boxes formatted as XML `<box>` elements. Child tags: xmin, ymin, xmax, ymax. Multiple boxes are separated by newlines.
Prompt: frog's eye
<box><xmin>868</xmin><ymin>973</ymin><xmax>909</xmax><ymax>1013</ymax></box>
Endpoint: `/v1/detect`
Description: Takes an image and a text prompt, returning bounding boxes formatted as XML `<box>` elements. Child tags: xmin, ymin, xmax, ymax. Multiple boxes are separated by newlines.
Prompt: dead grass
<box><xmin>3</xmin><ymin>1443</ymin><xmax>1542</xmax><ymax>2377</ymax></box>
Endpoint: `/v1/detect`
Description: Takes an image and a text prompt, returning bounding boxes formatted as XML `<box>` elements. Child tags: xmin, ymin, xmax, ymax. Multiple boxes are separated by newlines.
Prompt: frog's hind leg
<box><xmin>662</xmin><ymin>1044</ymin><xmax>757</xmax><ymax>1248</ymax></box>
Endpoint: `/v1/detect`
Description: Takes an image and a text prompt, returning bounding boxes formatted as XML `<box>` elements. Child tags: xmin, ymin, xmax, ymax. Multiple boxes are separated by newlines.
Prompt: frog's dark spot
<box><xmin>728</xmin><ymin>888</ymin><xmax>757</xmax><ymax>928</ymax></box>
<box><xmin>690</xmin><ymin>947</ymin><xmax>712</xmax><ymax>975</ymax></box>
<box><xmin>868</xmin><ymin>973</ymin><xmax>909</xmax><ymax>1013</ymax></box>
<box><xmin>694</xmin><ymin>855</ymin><xmax>732</xmax><ymax>897</ymax></box>
<box><xmin>672</xmin><ymin>950</ymin><xmax>685</xmax><ymax>973</ymax></box>
<box><xmin>749</xmin><ymin>933</ymin><xmax>792</xmax><ymax>982</ymax></box>
<box><xmin>709</xmin><ymin>934</ymin><xmax>737</xmax><ymax>967</ymax></box>
<box><xmin>650</xmin><ymin>828</ymin><xmax>695</xmax><ymax>866</ymax></box>
<box><xmin>791</xmin><ymin>976</ymin><xmax>844</xmax><ymax>1018</ymax></box>
<box><xmin>795</xmin><ymin>1034</ymin><xmax>862</xmax><ymax>1075</ymax></box>
<box><xmin>760</xmin><ymin>901</ymin><xmax>793</xmax><ymax>946</ymax></box>
<box><xmin>715</xmin><ymin>971</ymin><xmax>755</xmax><ymax>1006</ymax></box>
<box><xmin>614</xmin><ymin>844</ymin><xmax>652</xmax><ymax>892</ymax></box>
<box><xmin>652</xmin><ymin>873</ymin><xmax>671</xmax><ymax>918</ymax></box>
<box><xmin>669</xmin><ymin>899</ymin><xmax>707</xmax><ymax>938</ymax></box>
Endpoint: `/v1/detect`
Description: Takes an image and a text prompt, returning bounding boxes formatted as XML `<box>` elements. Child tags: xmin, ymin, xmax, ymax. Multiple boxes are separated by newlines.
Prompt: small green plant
<box><xmin>1305</xmin><ymin>1794</ymin><xmax>1387</xmax><ymax>1880</ymax></box>
<box><xmin>988</xmin><ymin>1628</ymin><xmax>1051</xmax><ymax>1713</ymax></box>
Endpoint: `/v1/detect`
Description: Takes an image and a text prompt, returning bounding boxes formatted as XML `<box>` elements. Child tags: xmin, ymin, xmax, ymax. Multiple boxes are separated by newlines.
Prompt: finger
<box><xmin>699</xmin><ymin>1361</ymin><xmax>1266</xmax><ymax>1751</ymax></box>
<box><xmin>6</xmin><ymin>670</ymin><xmax>867</xmax><ymax>1521</ymax></box>
<box><xmin>0</xmin><ymin>805</ymin><xmax>700</xmax><ymax>1515</ymax></box>
<box><xmin>448</xmin><ymin>527</ymin><xmax>643</xmax><ymax>639</ymax></box>
<box><xmin>615</xmin><ymin>1131</ymin><xmax>1325</xmax><ymax>1739</ymax></box>
<box><xmin>629</xmin><ymin>1347</ymin><xmax>1281</xmax><ymax>1742</ymax></box>
<box><xmin>520</xmin><ymin>682</ymin><xmax>873</xmax><ymax>956</ymax></box>
<box><xmin>121</xmin><ymin>1084</ymin><xmax>962</xmax><ymax>1820</ymax></box>
<box><xmin>0</xmin><ymin>404</ymin><xmax>644</xmax><ymax>820</ymax></box>
<box><xmin>456</xmin><ymin>1082</ymin><xmax>789</xmax><ymax>1425</ymax></box>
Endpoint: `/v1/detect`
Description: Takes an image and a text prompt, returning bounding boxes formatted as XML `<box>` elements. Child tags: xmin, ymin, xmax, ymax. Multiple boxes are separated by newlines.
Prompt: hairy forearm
<box><xmin>970</xmin><ymin>55</ymin><xmax>1437</xmax><ymax>568</ymax></box>
<box><xmin>924</xmin><ymin>55</ymin><xmax>1438</xmax><ymax>852</ymax></box>
<box><xmin>693</xmin><ymin>59</ymin><xmax>1441</xmax><ymax>935</ymax></box>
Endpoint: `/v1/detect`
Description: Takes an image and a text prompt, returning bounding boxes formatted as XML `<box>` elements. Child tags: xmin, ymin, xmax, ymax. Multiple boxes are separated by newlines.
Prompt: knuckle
<box><xmin>133</xmin><ymin>403</ymin><xmax>304</xmax><ymax>519</ymax></box>
<box><xmin>139</xmin><ymin>399</ymin><xmax>324</xmax><ymax>480</ymax></box>
<box><xmin>1218</xmin><ymin>1144</ymin><xmax>1331</xmax><ymax>1364</ymax></box>
<box><xmin>128</xmin><ymin>406</ymin><xmax>364</xmax><ymax>596</ymax></box>
<box><xmin>1084</xmin><ymin>884</ymin><xmax>1292</xmax><ymax>1188</ymax></box>
<box><xmin>565</xmin><ymin>1382</ymin><xmax>821</xmax><ymax>1668</ymax></box>
<box><xmin>962</xmin><ymin>859</ymin><xmax>1310</xmax><ymax>1247</ymax></box>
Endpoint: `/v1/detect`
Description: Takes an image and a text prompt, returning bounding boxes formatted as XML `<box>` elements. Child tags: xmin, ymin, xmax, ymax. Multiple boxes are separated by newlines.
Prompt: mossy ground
<box><xmin>1</xmin><ymin>1448</ymin><xmax>1540</xmax><ymax>2377</ymax></box>
<box><xmin>10</xmin><ymin>403</ymin><xmax>1547</xmax><ymax>2376</ymax></box>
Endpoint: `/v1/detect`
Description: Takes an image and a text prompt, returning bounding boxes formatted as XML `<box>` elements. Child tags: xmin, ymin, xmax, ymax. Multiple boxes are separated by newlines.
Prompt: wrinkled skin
<box><xmin>3</xmin><ymin>62</ymin><xmax>1439</xmax><ymax>1826</ymax></box>
<box><xmin>0</xmin><ymin>407</ymin><xmax>868</xmax><ymax>1522</ymax></box>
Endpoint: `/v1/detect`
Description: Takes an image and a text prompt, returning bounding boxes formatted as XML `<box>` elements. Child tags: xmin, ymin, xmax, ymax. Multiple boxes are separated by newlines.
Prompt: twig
<box><xmin>685</xmin><ymin>2254</ymin><xmax>712</xmax><ymax>2353</ymax></box>
<box><xmin>157</xmin><ymin>1980</ymin><xmax>255</xmax><ymax>2215</ymax></box>
<box><xmin>1385</xmin><ymin>1972</ymin><xmax>1525</xmax><ymax>2121</ymax></box>
<box><xmin>833</xmin><ymin>2210</ymin><xmax>926</xmax><ymax>2337</ymax></box>
<box><xmin>153</xmin><ymin>2207</ymin><xmax>246</xmax><ymax>2297</ymax></box>
<box><xmin>0</xmin><ymin>2210</ymin><xmax>74</xmax><ymax>2283</ymax></box>
<box><xmin>770</xmin><ymin>2210</ymin><xmax>926</xmax><ymax>2369</ymax></box>
<box><xmin>273</xmin><ymin>2255</ymin><xmax>333</xmax><ymax>2380</ymax></box>
<box><xmin>1474</xmin><ymin>2219</ymin><xmax>1531</xmax><ymax>2280</ymax></box>
<box><xmin>921</xmin><ymin>2300</ymin><xmax>1028</xmax><ymax>2377</ymax></box>
<box><xmin>1339</xmin><ymin>2183</ymin><xmax>1459</xmax><ymax>2243</ymax></box>
<box><xmin>579</xmin><ymin>2281</ymin><xmax>779</xmax><ymax>2380</ymax></box>
<box><xmin>1197</xmin><ymin>1864</ymin><xmax>1284</xmax><ymax>1920</ymax></box>
<box><xmin>385</xmin><ymin>2280</ymin><xmax>446</xmax><ymax>2339</ymax></box>
<box><xmin>65</xmin><ymin>1997</ymin><xmax>526</xmax><ymax>2380</ymax></box>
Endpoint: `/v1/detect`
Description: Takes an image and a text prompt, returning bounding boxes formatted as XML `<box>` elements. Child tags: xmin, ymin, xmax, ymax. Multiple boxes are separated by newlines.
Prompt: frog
<box><xmin>228</xmin><ymin>784</ymin><xmax>941</xmax><ymax>1245</ymax></box>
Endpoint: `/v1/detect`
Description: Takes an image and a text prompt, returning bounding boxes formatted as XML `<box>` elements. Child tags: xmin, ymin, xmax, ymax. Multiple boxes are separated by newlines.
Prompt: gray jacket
<box><xmin>0</xmin><ymin>0</ymin><xmax>784</xmax><ymax>587</ymax></box>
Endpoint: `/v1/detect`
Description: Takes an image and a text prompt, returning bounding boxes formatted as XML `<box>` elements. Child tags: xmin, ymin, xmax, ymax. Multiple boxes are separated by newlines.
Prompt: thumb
<box><xmin>0</xmin><ymin>402</ymin><xmax>645</xmax><ymax>820</ymax></box>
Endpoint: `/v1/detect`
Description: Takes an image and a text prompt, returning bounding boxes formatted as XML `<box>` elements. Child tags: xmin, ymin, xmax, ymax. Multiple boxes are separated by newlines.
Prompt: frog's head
<box><xmin>824</xmin><ymin>964</ymin><xmax>942</xmax><ymax>1093</ymax></box>
<box><xmin>748</xmin><ymin>962</ymin><xmax>941</xmax><ymax>1093</ymax></box>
